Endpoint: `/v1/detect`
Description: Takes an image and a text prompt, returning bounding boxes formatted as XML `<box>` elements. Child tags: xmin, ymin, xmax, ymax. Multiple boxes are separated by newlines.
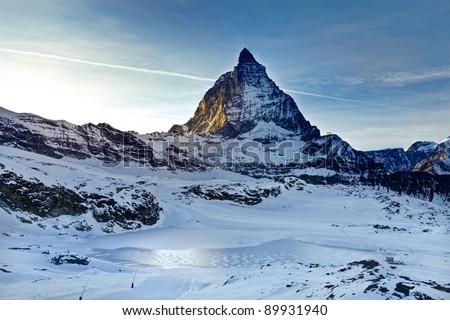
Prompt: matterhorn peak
<box><xmin>170</xmin><ymin>49</ymin><xmax>320</xmax><ymax>140</ymax></box>
<box><xmin>238</xmin><ymin>47</ymin><xmax>257</xmax><ymax>64</ymax></box>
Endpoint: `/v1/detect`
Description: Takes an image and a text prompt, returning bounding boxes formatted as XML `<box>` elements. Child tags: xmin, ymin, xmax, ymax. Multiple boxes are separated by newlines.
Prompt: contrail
<box><xmin>0</xmin><ymin>47</ymin><xmax>216</xmax><ymax>82</ymax></box>
<box><xmin>1</xmin><ymin>47</ymin><xmax>414</xmax><ymax>111</ymax></box>
<box><xmin>284</xmin><ymin>89</ymin><xmax>415</xmax><ymax>111</ymax></box>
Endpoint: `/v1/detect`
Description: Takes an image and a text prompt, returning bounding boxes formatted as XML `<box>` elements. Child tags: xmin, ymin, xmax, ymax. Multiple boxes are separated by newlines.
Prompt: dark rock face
<box><xmin>0</xmin><ymin>170</ymin><xmax>86</xmax><ymax>218</ymax></box>
<box><xmin>348</xmin><ymin>259</ymin><xmax>380</xmax><ymax>270</ymax></box>
<box><xmin>238</xmin><ymin>47</ymin><xmax>256</xmax><ymax>64</ymax></box>
<box><xmin>87</xmin><ymin>190</ymin><xmax>161</xmax><ymax>230</ymax></box>
<box><xmin>0</xmin><ymin>169</ymin><xmax>162</xmax><ymax>230</ymax></box>
<box><xmin>183</xmin><ymin>183</ymin><xmax>282</xmax><ymax>205</ymax></box>
<box><xmin>394</xmin><ymin>282</ymin><xmax>415</xmax><ymax>297</ymax></box>
<box><xmin>50</xmin><ymin>254</ymin><xmax>90</xmax><ymax>266</ymax></box>
<box><xmin>172</xmin><ymin>48</ymin><xmax>320</xmax><ymax>140</ymax></box>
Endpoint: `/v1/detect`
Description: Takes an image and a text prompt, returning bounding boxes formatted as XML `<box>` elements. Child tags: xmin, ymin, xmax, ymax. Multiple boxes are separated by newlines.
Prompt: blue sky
<box><xmin>0</xmin><ymin>0</ymin><xmax>449</xmax><ymax>150</ymax></box>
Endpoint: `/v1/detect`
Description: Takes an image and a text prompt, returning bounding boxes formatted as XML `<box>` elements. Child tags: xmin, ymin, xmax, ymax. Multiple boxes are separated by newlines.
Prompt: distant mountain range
<box><xmin>364</xmin><ymin>139</ymin><xmax>450</xmax><ymax>175</ymax></box>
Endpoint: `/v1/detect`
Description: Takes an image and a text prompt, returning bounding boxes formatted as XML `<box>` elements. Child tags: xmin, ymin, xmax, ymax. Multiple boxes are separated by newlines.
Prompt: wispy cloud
<box><xmin>340</xmin><ymin>67</ymin><xmax>450</xmax><ymax>86</ymax></box>
<box><xmin>378</xmin><ymin>67</ymin><xmax>450</xmax><ymax>85</ymax></box>
<box><xmin>0</xmin><ymin>48</ymin><xmax>216</xmax><ymax>82</ymax></box>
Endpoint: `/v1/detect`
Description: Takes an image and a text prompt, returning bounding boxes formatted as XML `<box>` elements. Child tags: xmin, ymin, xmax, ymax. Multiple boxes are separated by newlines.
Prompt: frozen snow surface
<box><xmin>1</xmin><ymin>147</ymin><xmax>449</xmax><ymax>300</ymax></box>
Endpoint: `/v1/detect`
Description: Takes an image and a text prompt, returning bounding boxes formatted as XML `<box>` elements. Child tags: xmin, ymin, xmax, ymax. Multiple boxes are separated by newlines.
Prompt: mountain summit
<box><xmin>238</xmin><ymin>47</ymin><xmax>256</xmax><ymax>64</ymax></box>
<box><xmin>170</xmin><ymin>48</ymin><xmax>320</xmax><ymax>139</ymax></box>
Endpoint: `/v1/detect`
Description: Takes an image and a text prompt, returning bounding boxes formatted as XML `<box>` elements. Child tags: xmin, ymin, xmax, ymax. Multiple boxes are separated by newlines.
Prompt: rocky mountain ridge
<box><xmin>5</xmin><ymin>49</ymin><xmax>444</xmax><ymax>177</ymax></box>
<box><xmin>0</xmin><ymin>107</ymin><xmax>150</xmax><ymax>165</ymax></box>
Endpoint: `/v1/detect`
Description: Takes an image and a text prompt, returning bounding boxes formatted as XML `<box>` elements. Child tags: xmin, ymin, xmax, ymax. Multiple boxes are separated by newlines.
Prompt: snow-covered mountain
<box><xmin>0</xmin><ymin>106</ymin><xmax>207</xmax><ymax>170</ymax></box>
<box><xmin>408</xmin><ymin>141</ymin><xmax>439</xmax><ymax>167</ymax></box>
<box><xmin>413</xmin><ymin>137</ymin><xmax>450</xmax><ymax>175</ymax></box>
<box><xmin>1</xmin><ymin>49</ymin><xmax>449</xmax><ymax>300</ymax></box>
<box><xmin>170</xmin><ymin>48</ymin><xmax>320</xmax><ymax>140</ymax></box>
<box><xmin>365</xmin><ymin>141</ymin><xmax>436</xmax><ymax>173</ymax></box>
<box><xmin>166</xmin><ymin>48</ymin><xmax>382</xmax><ymax>175</ymax></box>
<box><xmin>0</xmin><ymin>106</ymin><xmax>152</xmax><ymax>166</ymax></box>
<box><xmin>365</xmin><ymin>139</ymin><xmax>450</xmax><ymax>175</ymax></box>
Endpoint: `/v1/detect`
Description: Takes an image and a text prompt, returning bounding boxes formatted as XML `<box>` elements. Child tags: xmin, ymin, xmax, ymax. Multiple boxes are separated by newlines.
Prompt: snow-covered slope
<box><xmin>1</xmin><ymin>153</ymin><xmax>449</xmax><ymax>299</ymax></box>
<box><xmin>0</xmin><ymin>146</ymin><xmax>162</xmax><ymax>232</ymax></box>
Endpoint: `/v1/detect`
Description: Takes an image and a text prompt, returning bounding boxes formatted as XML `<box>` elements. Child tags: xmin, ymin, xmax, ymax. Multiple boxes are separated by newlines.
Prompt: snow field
<box><xmin>1</xmin><ymin>147</ymin><xmax>449</xmax><ymax>299</ymax></box>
